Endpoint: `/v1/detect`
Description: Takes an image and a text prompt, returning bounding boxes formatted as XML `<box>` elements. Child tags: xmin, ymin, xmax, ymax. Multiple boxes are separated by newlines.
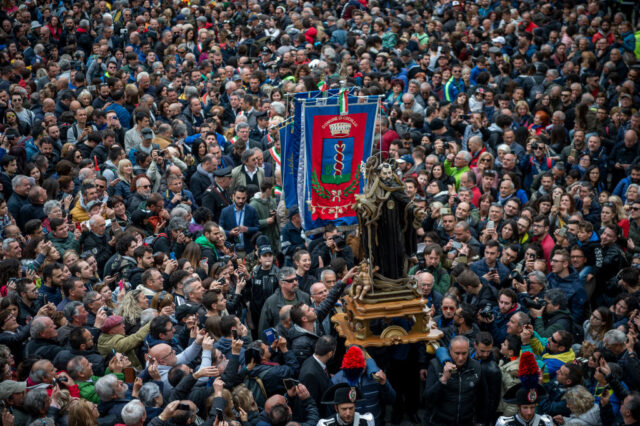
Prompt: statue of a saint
<box><xmin>356</xmin><ymin>160</ymin><xmax>425</xmax><ymax>282</ymax></box>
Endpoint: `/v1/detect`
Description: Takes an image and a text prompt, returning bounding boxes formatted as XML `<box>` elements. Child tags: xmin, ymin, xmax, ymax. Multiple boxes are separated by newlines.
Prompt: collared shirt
<box><xmin>244</xmin><ymin>165</ymin><xmax>257</xmax><ymax>180</ymax></box>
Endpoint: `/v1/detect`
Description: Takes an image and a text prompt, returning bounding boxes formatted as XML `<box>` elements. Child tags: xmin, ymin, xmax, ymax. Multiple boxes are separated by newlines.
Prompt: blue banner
<box><xmin>299</xmin><ymin>98</ymin><xmax>379</xmax><ymax>231</ymax></box>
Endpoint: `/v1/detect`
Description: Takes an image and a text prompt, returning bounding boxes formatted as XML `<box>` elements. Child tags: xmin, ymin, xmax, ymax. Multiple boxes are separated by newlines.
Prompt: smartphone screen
<box><xmin>264</xmin><ymin>328</ymin><xmax>278</xmax><ymax>345</ymax></box>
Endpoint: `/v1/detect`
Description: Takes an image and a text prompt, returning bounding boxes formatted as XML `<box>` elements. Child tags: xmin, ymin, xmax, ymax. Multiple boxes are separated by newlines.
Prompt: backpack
<box><xmin>143</xmin><ymin>233</ymin><xmax>167</xmax><ymax>246</ymax></box>
<box><xmin>244</xmin><ymin>369</ymin><xmax>269</xmax><ymax>408</ymax></box>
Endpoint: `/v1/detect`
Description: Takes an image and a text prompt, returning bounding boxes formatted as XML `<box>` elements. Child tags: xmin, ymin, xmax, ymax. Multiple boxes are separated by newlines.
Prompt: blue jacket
<box><xmin>331</xmin><ymin>358</ymin><xmax>396</xmax><ymax>424</ymax></box>
<box><xmin>163</xmin><ymin>189</ymin><xmax>197</xmax><ymax>211</ymax></box>
<box><xmin>219</xmin><ymin>204</ymin><xmax>260</xmax><ymax>251</ymax></box>
<box><xmin>470</xmin><ymin>259</ymin><xmax>511</xmax><ymax>287</ymax></box>
<box><xmin>546</xmin><ymin>269</ymin><xmax>587</xmax><ymax>324</ymax></box>
<box><xmin>444</xmin><ymin>76</ymin><xmax>465</xmax><ymax>102</ymax></box>
<box><xmin>613</xmin><ymin>176</ymin><xmax>634</xmax><ymax>202</ymax></box>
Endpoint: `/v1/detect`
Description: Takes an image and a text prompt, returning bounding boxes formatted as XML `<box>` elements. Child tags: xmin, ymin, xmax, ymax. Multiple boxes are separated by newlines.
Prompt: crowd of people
<box><xmin>2</xmin><ymin>0</ymin><xmax>640</xmax><ymax>425</ymax></box>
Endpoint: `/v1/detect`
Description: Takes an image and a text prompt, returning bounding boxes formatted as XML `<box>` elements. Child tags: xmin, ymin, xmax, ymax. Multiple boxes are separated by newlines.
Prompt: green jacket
<box><xmin>97</xmin><ymin>322</ymin><xmax>151</xmax><ymax>369</ymax></box>
<box><xmin>47</xmin><ymin>233</ymin><xmax>80</xmax><ymax>256</ymax></box>
<box><xmin>408</xmin><ymin>264</ymin><xmax>450</xmax><ymax>295</ymax></box>
<box><xmin>249</xmin><ymin>194</ymin><xmax>280</xmax><ymax>253</ymax></box>
<box><xmin>443</xmin><ymin>160</ymin><xmax>469</xmax><ymax>191</ymax></box>
<box><xmin>77</xmin><ymin>370</ymin><xmax>123</xmax><ymax>403</ymax></box>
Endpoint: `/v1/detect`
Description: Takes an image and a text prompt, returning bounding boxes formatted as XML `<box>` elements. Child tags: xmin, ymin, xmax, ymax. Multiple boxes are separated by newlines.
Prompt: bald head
<box><xmin>265</xmin><ymin>395</ymin><xmax>287</xmax><ymax>415</ymax></box>
<box><xmin>310</xmin><ymin>282</ymin><xmax>328</xmax><ymax>304</ymax></box>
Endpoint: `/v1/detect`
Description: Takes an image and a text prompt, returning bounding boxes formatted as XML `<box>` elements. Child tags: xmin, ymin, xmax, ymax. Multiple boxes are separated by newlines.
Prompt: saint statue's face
<box><xmin>379</xmin><ymin>164</ymin><xmax>393</xmax><ymax>181</ymax></box>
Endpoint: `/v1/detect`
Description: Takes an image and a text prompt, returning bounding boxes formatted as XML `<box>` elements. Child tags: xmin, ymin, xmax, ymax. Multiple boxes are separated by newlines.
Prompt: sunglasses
<box><xmin>282</xmin><ymin>277</ymin><xmax>297</xmax><ymax>283</ymax></box>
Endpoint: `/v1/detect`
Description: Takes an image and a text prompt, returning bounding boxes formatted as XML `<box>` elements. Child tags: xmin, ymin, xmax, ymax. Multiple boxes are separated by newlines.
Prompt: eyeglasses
<box><xmin>632</xmin><ymin>207</ymin><xmax>640</xmax><ymax>211</ymax></box>
<box><xmin>549</xmin><ymin>335</ymin><xmax>558</xmax><ymax>344</ymax></box>
<box><xmin>282</xmin><ymin>277</ymin><xmax>297</xmax><ymax>283</ymax></box>
<box><xmin>139</xmin><ymin>184</ymin><xmax>151</xmax><ymax>188</ymax></box>
<box><xmin>442</xmin><ymin>306</ymin><xmax>456</xmax><ymax>311</ymax></box>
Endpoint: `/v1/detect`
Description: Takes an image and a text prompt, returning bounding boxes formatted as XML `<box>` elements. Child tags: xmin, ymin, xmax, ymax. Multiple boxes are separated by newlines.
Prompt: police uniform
<box><xmin>201</xmin><ymin>166</ymin><xmax>233</xmax><ymax>223</ymax></box>
<box><xmin>495</xmin><ymin>413</ymin><xmax>554</xmax><ymax>426</ymax></box>
<box><xmin>496</xmin><ymin>373</ymin><xmax>553</xmax><ymax>426</ymax></box>
<box><xmin>317</xmin><ymin>383</ymin><xmax>375</xmax><ymax>426</ymax></box>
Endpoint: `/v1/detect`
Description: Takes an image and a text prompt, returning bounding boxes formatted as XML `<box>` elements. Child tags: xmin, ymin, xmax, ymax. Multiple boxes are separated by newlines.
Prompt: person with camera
<box><xmin>537</xmin><ymin>362</ymin><xmax>583</xmax><ymax>418</ymax></box>
<box><xmin>310</xmin><ymin>224</ymin><xmax>355</xmax><ymax>271</ymax></box>
<box><xmin>527</xmin><ymin>288</ymin><xmax>574</xmax><ymax>339</ymax></box>
<box><xmin>470</xmin><ymin>240</ymin><xmax>511</xmax><ymax>288</ymax></box>
<box><xmin>521</xmin><ymin>323</ymin><xmax>575</xmax><ymax>382</ymax></box>
<box><xmin>423</xmin><ymin>335</ymin><xmax>488</xmax><ymax>425</ymax></box>
<box><xmin>478</xmin><ymin>288</ymin><xmax>522</xmax><ymax>345</ymax></box>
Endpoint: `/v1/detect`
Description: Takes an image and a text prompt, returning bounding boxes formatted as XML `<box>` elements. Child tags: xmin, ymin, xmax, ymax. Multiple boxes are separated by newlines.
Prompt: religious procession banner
<box><xmin>299</xmin><ymin>97</ymin><xmax>379</xmax><ymax>231</ymax></box>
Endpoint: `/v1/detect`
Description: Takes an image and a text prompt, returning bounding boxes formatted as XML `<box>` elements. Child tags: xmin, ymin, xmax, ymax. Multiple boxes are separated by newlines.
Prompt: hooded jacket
<box><xmin>547</xmin><ymin>269</ymin><xmax>587</xmax><ymax>324</ymax></box>
<box><xmin>195</xmin><ymin>234</ymin><xmax>219</xmax><ymax>266</ymax></box>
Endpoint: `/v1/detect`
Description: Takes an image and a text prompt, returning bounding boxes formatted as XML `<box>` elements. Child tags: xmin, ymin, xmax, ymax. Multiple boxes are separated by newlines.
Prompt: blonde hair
<box><xmin>117</xmin><ymin>289</ymin><xmax>145</xmax><ymax>324</ymax></box>
<box><xmin>564</xmin><ymin>385</ymin><xmax>595</xmax><ymax>416</ymax></box>
<box><xmin>117</xmin><ymin>159</ymin><xmax>133</xmax><ymax>183</ymax></box>
<box><xmin>68</xmin><ymin>399</ymin><xmax>97</xmax><ymax>426</ymax></box>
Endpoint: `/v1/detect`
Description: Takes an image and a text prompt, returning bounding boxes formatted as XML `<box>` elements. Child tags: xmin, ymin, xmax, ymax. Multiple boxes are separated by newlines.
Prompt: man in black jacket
<box><xmin>288</xmin><ymin>268</ymin><xmax>353</xmax><ymax>365</ymax></box>
<box><xmin>472</xmin><ymin>332</ymin><xmax>502</xmax><ymax>424</ymax></box>
<box><xmin>423</xmin><ymin>335</ymin><xmax>488</xmax><ymax>425</ymax></box>
<box><xmin>299</xmin><ymin>336</ymin><xmax>336</xmax><ymax>409</ymax></box>
<box><xmin>80</xmin><ymin>214</ymin><xmax>113</xmax><ymax>275</ymax></box>
<box><xmin>24</xmin><ymin>315</ymin><xmax>65</xmax><ymax>360</ymax></box>
<box><xmin>201</xmin><ymin>166</ymin><xmax>233</xmax><ymax>223</ymax></box>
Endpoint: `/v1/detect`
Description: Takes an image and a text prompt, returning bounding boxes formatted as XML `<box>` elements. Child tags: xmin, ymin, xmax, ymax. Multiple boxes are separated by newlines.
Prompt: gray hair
<box><xmin>496</xmin><ymin>144</ymin><xmax>511</xmax><ymax>153</ymax></box>
<box><xmin>320</xmin><ymin>269</ymin><xmax>336</xmax><ymax>281</ymax></box>
<box><xmin>183</xmin><ymin>279</ymin><xmax>201</xmax><ymax>298</ymax></box>
<box><xmin>173</xmin><ymin>122</ymin><xmax>187</xmax><ymax>139</ymax></box>
<box><xmin>140</xmin><ymin>308</ymin><xmax>157</xmax><ymax>326</ymax></box>
<box><xmin>82</xmin><ymin>291</ymin><xmax>100</xmax><ymax>307</ymax></box>
<box><xmin>138</xmin><ymin>382</ymin><xmax>161</xmax><ymax>406</ymax></box>
<box><xmin>236</xmin><ymin>122</ymin><xmax>250</xmax><ymax>133</ymax></box>
<box><xmin>527</xmin><ymin>271</ymin><xmax>547</xmax><ymax>288</ymax></box>
<box><xmin>278</xmin><ymin>267</ymin><xmax>297</xmax><ymax>282</ymax></box>
<box><xmin>121</xmin><ymin>400</ymin><xmax>146</xmax><ymax>425</ymax></box>
<box><xmin>11</xmin><ymin>175</ymin><xmax>29</xmax><ymax>191</ymax></box>
<box><xmin>241</xmin><ymin>147</ymin><xmax>257</xmax><ymax>164</ymax></box>
<box><xmin>174</xmin><ymin>204</ymin><xmax>192</xmax><ymax>215</ymax></box>
<box><xmin>23</xmin><ymin>389</ymin><xmax>50</xmax><ymax>416</ymax></box>
<box><xmin>545</xmin><ymin>288</ymin><xmax>567</xmax><ymax>309</ymax></box>
<box><xmin>168</xmin><ymin>216</ymin><xmax>188</xmax><ymax>232</ymax></box>
<box><xmin>136</xmin><ymin>72</ymin><xmax>149</xmax><ymax>83</ymax></box>
<box><xmin>67</xmin><ymin>356</ymin><xmax>87</xmax><ymax>380</ymax></box>
<box><xmin>43</xmin><ymin>200</ymin><xmax>62</xmax><ymax>216</ymax></box>
<box><xmin>30</xmin><ymin>316</ymin><xmax>50</xmax><ymax>339</ymax></box>
<box><xmin>459</xmin><ymin>151</ymin><xmax>472</xmax><ymax>163</ymax></box>
<box><xmin>2</xmin><ymin>238</ymin><xmax>17</xmax><ymax>252</ymax></box>
<box><xmin>95</xmin><ymin>374</ymin><xmax>119</xmax><ymax>400</ymax></box>
<box><xmin>63</xmin><ymin>301</ymin><xmax>84</xmax><ymax>322</ymax></box>
<box><xmin>627</xmin><ymin>184</ymin><xmax>640</xmax><ymax>196</ymax></box>
<box><xmin>604</xmin><ymin>329</ymin><xmax>627</xmax><ymax>346</ymax></box>
<box><xmin>271</xmin><ymin>101</ymin><xmax>285</xmax><ymax>116</ymax></box>
<box><xmin>450</xmin><ymin>335</ymin><xmax>470</xmax><ymax>348</ymax></box>
<box><xmin>28</xmin><ymin>363</ymin><xmax>50</xmax><ymax>383</ymax></box>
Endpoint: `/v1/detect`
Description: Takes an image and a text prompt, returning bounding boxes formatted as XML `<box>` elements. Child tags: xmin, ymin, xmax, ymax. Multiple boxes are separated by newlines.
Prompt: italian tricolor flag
<box><xmin>339</xmin><ymin>88</ymin><xmax>348</xmax><ymax>115</ymax></box>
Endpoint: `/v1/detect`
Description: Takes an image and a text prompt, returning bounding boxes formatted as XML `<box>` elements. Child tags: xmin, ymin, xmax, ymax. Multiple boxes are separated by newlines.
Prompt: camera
<box><xmin>522</xmin><ymin>297</ymin><xmax>546</xmax><ymax>310</ymax></box>
<box><xmin>52</xmin><ymin>376</ymin><xmax>68</xmax><ymax>387</ymax></box>
<box><xmin>102</xmin><ymin>306</ymin><xmax>113</xmax><ymax>316</ymax></box>
<box><xmin>510</xmin><ymin>270</ymin><xmax>527</xmax><ymax>283</ymax></box>
<box><xmin>332</xmin><ymin>236</ymin><xmax>346</xmax><ymax>250</ymax></box>
<box><xmin>575</xmin><ymin>357</ymin><xmax>589</xmax><ymax>366</ymax></box>
<box><xmin>479</xmin><ymin>303</ymin><xmax>493</xmax><ymax>320</ymax></box>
